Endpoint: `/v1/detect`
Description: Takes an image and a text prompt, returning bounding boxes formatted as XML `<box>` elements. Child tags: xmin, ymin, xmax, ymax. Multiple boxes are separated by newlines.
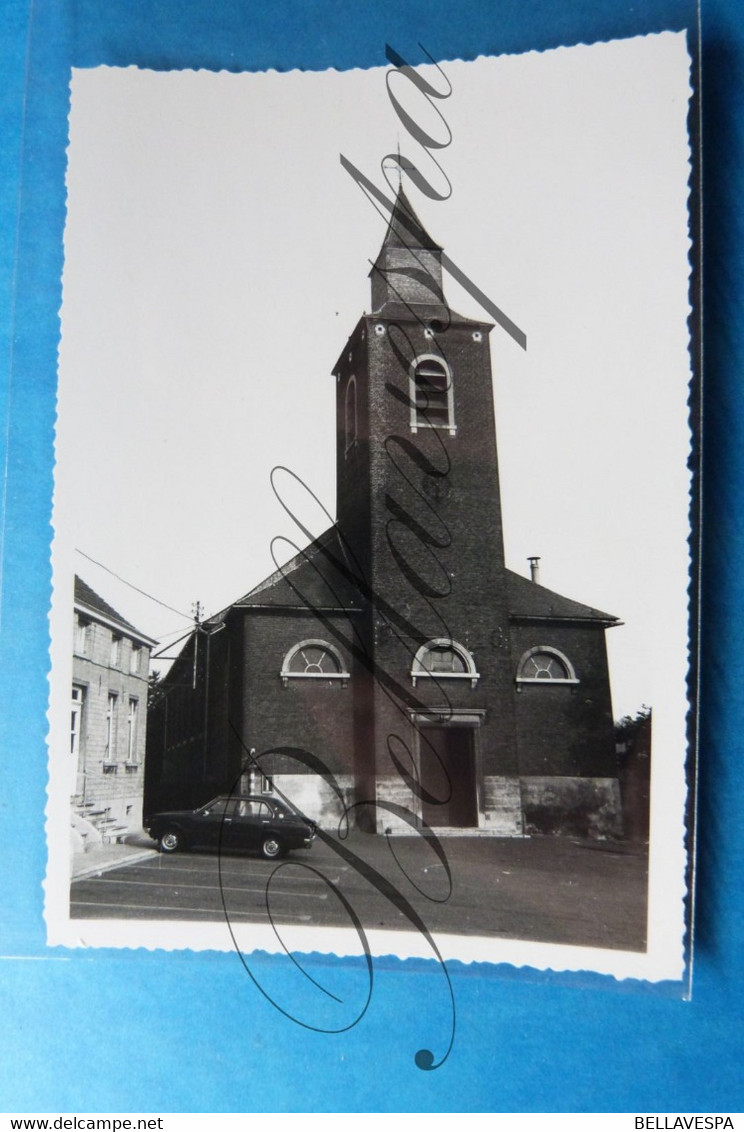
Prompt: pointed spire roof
<box><xmin>378</xmin><ymin>184</ymin><xmax>442</xmax><ymax>255</ymax></box>
<box><xmin>370</xmin><ymin>185</ymin><xmax>445</xmax><ymax>313</ymax></box>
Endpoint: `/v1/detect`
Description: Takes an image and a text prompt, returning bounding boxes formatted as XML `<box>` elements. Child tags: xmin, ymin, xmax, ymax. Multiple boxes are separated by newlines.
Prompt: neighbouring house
<box><xmin>71</xmin><ymin>576</ymin><xmax>157</xmax><ymax>850</ymax></box>
<box><xmin>145</xmin><ymin>187</ymin><xmax>623</xmax><ymax>838</ymax></box>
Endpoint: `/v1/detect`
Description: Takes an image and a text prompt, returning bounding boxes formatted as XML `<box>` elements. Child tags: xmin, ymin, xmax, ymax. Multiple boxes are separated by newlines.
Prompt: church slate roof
<box><xmin>233</xmin><ymin>526</ymin><xmax>366</xmax><ymax>613</ymax></box>
<box><xmin>506</xmin><ymin>569</ymin><xmax>619</xmax><ymax>625</ymax></box>
<box><xmin>222</xmin><ymin>528</ymin><xmax>616</xmax><ymax>627</ymax></box>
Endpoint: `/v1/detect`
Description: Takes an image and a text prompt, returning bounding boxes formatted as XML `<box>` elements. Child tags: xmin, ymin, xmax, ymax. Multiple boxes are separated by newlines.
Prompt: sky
<box><xmin>54</xmin><ymin>34</ymin><xmax>694</xmax><ymax>729</ymax></box>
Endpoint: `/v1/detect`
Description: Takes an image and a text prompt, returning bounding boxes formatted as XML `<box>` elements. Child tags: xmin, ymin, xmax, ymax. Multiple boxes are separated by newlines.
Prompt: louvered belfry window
<box><xmin>411</xmin><ymin>357</ymin><xmax>454</xmax><ymax>432</ymax></box>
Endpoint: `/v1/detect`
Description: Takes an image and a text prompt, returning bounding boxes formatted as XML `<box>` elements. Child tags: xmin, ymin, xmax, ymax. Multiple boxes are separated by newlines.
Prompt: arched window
<box><xmin>516</xmin><ymin>646</ymin><xmax>578</xmax><ymax>686</ymax></box>
<box><xmin>281</xmin><ymin>639</ymin><xmax>350</xmax><ymax>687</ymax></box>
<box><xmin>344</xmin><ymin>376</ymin><xmax>357</xmax><ymax>455</ymax></box>
<box><xmin>411</xmin><ymin>639</ymin><xmax>479</xmax><ymax>688</ymax></box>
<box><xmin>410</xmin><ymin>355</ymin><xmax>455</xmax><ymax>435</ymax></box>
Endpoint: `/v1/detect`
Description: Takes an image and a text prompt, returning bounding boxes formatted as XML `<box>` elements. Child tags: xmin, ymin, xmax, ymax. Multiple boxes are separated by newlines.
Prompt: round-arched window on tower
<box><xmin>410</xmin><ymin>356</ymin><xmax>455</xmax><ymax>435</ymax></box>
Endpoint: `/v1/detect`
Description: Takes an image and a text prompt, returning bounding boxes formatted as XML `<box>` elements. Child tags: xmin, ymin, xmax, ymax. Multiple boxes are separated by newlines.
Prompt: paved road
<box><xmin>70</xmin><ymin>832</ymin><xmax>648</xmax><ymax>952</ymax></box>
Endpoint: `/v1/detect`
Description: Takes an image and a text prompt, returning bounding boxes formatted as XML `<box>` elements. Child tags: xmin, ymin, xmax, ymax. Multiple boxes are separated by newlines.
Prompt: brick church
<box><xmin>145</xmin><ymin>187</ymin><xmax>623</xmax><ymax>838</ymax></box>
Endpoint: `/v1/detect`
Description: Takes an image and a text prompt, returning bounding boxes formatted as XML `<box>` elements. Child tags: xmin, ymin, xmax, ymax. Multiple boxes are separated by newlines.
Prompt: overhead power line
<box><xmin>153</xmin><ymin>620</ymin><xmax>201</xmax><ymax>640</ymax></box>
<box><xmin>75</xmin><ymin>549</ymin><xmax>191</xmax><ymax>619</ymax></box>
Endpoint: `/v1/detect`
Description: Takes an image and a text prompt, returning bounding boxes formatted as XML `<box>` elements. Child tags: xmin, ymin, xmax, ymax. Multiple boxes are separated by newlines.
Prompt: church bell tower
<box><xmin>333</xmin><ymin>187</ymin><xmax>521</xmax><ymax>833</ymax></box>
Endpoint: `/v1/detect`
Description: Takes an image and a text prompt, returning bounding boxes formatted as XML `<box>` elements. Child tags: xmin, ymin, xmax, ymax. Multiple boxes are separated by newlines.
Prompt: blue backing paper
<box><xmin>0</xmin><ymin>0</ymin><xmax>742</xmax><ymax>1113</ymax></box>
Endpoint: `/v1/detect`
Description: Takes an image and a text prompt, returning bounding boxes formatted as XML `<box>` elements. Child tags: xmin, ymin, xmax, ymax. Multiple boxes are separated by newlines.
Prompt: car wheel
<box><xmin>261</xmin><ymin>836</ymin><xmax>284</xmax><ymax>860</ymax></box>
<box><xmin>159</xmin><ymin>829</ymin><xmax>182</xmax><ymax>853</ymax></box>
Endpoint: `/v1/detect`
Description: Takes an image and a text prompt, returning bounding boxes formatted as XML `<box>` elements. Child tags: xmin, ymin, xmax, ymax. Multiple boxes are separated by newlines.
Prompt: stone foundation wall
<box><xmin>482</xmin><ymin>776</ymin><xmax>524</xmax><ymax>835</ymax></box>
<box><xmin>373</xmin><ymin>775</ymin><xmax>420</xmax><ymax>834</ymax></box>
<box><xmin>374</xmin><ymin>775</ymin><xmax>524</xmax><ymax>835</ymax></box>
<box><xmin>272</xmin><ymin>773</ymin><xmax>623</xmax><ymax>839</ymax></box>
<box><xmin>270</xmin><ymin>774</ymin><xmax>355</xmax><ymax>831</ymax></box>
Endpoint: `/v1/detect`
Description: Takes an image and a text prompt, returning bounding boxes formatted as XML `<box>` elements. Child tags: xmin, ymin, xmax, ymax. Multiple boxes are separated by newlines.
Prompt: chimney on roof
<box><xmin>528</xmin><ymin>556</ymin><xmax>541</xmax><ymax>584</ymax></box>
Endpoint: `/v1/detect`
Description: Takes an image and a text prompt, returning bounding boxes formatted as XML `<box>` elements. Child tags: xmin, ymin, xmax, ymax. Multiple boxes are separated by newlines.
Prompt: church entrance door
<box><xmin>419</xmin><ymin>724</ymin><xmax>478</xmax><ymax>828</ymax></box>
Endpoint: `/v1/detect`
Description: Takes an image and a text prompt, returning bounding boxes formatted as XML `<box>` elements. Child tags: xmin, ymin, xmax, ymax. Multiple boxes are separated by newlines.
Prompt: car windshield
<box><xmin>199</xmin><ymin>798</ymin><xmax>229</xmax><ymax>815</ymax></box>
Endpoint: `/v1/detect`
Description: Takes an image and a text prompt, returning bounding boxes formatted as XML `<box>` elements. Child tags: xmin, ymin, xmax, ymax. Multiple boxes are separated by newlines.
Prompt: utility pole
<box><xmin>192</xmin><ymin>601</ymin><xmax>202</xmax><ymax>690</ymax></box>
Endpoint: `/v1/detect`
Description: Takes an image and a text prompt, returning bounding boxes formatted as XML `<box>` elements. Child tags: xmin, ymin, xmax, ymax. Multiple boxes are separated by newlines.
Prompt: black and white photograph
<box><xmin>47</xmin><ymin>34</ymin><xmax>695</xmax><ymax>983</ymax></box>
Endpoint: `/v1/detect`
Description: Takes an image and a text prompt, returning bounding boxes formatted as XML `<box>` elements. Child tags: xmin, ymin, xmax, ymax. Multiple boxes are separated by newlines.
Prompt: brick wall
<box><xmin>510</xmin><ymin>621</ymin><xmax>618</xmax><ymax>779</ymax></box>
<box><xmin>346</xmin><ymin>313</ymin><xmax>519</xmax><ymax>796</ymax></box>
<box><xmin>241</xmin><ymin>609</ymin><xmax>357</xmax><ymax>780</ymax></box>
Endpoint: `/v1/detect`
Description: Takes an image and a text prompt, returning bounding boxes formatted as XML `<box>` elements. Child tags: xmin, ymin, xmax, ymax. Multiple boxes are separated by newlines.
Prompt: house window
<box><xmin>110</xmin><ymin>634</ymin><xmax>122</xmax><ymax>668</ymax></box>
<box><xmin>71</xmin><ymin>685</ymin><xmax>85</xmax><ymax>759</ymax></box>
<box><xmin>345</xmin><ymin>376</ymin><xmax>358</xmax><ymax>454</ymax></box>
<box><xmin>516</xmin><ymin>646</ymin><xmax>579</xmax><ymax>686</ymax></box>
<box><xmin>280</xmin><ymin>640</ymin><xmax>350</xmax><ymax>687</ymax></box>
<box><xmin>75</xmin><ymin>616</ymin><xmax>90</xmax><ymax>656</ymax></box>
<box><xmin>130</xmin><ymin>644</ymin><xmax>142</xmax><ymax>674</ymax></box>
<box><xmin>126</xmin><ymin>697</ymin><xmax>138</xmax><ymax>764</ymax></box>
<box><xmin>105</xmin><ymin>692</ymin><xmax>118</xmax><ymax>764</ymax></box>
<box><xmin>411</xmin><ymin>639</ymin><xmax>479</xmax><ymax>688</ymax></box>
<box><xmin>410</xmin><ymin>356</ymin><xmax>455</xmax><ymax>435</ymax></box>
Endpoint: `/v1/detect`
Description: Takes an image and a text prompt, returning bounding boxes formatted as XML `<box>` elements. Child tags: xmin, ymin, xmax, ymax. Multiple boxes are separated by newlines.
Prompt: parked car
<box><xmin>144</xmin><ymin>795</ymin><xmax>316</xmax><ymax>859</ymax></box>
